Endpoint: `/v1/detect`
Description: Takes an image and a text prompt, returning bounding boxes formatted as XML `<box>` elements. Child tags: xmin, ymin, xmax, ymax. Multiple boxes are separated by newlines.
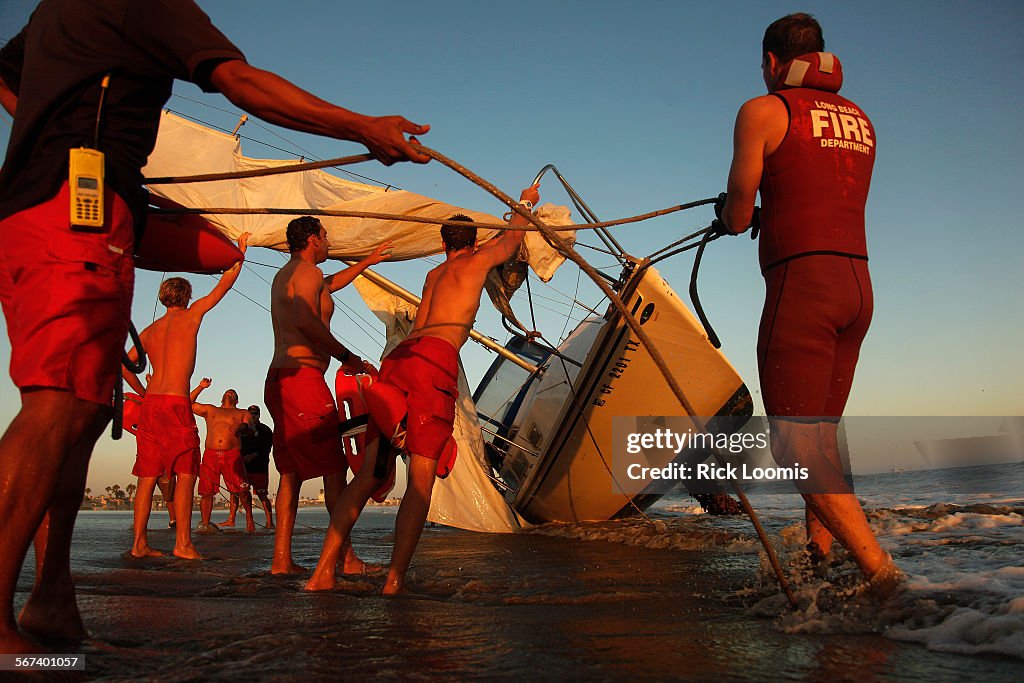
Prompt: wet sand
<box><xmin>14</xmin><ymin>505</ymin><xmax>1024</xmax><ymax>681</ymax></box>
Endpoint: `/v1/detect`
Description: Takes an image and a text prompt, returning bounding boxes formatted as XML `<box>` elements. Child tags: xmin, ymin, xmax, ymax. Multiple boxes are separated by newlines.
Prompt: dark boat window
<box><xmin>473</xmin><ymin>336</ymin><xmax>550</xmax><ymax>472</ymax></box>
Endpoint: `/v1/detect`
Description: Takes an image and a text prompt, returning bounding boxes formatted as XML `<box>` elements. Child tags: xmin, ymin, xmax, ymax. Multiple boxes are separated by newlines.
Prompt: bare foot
<box><xmin>246</xmin><ymin>520</ymin><xmax>256</xmax><ymax>533</ymax></box>
<box><xmin>341</xmin><ymin>557</ymin><xmax>384</xmax><ymax>575</ymax></box>
<box><xmin>862</xmin><ymin>553</ymin><xmax>905</xmax><ymax>601</ymax></box>
<box><xmin>173</xmin><ymin>544</ymin><xmax>204</xmax><ymax>560</ymax></box>
<box><xmin>196</xmin><ymin>523</ymin><xmax>221</xmax><ymax>534</ymax></box>
<box><xmin>381</xmin><ymin>576</ymin><xmax>406</xmax><ymax>596</ymax></box>
<box><xmin>168</xmin><ymin>519</ymin><xmax>176</xmax><ymax>528</ymax></box>
<box><xmin>266</xmin><ymin>522</ymin><xmax>275</xmax><ymax>530</ymax></box>
<box><xmin>220</xmin><ymin>517</ymin><xmax>237</xmax><ymax>527</ymax></box>
<box><xmin>0</xmin><ymin>628</ymin><xmax>48</xmax><ymax>655</ymax></box>
<box><xmin>271</xmin><ymin>561</ymin><xmax>306</xmax><ymax>576</ymax></box>
<box><xmin>304</xmin><ymin>571</ymin><xmax>337</xmax><ymax>592</ymax></box>
<box><xmin>130</xmin><ymin>544</ymin><xmax>164</xmax><ymax>558</ymax></box>
<box><xmin>18</xmin><ymin>589</ymin><xmax>88</xmax><ymax>641</ymax></box>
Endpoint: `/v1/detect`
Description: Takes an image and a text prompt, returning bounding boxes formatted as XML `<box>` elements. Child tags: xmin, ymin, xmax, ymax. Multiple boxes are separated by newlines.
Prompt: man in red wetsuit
<box><xmin>0</xmin><ymin>0</ymin><xmax>429</xmax><ymax>653</ymax></box>
<box><xmin>719</xmin><ymin>13</ymin><xmax>901</xmax><ymax>594</ymax></box>
<box><xmin>305</xmin><ymin>183</ymin><xmax>540</xmax><ymax>595</ymax></box>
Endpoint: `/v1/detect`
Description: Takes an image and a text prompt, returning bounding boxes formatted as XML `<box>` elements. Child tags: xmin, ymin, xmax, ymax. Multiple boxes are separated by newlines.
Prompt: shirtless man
<box><xmin>266</xmin><ymin>217</ymin><xmax>391</xmax><ymax>574</ymax></box>
<box><xmin>125</xmin><ymin>234</ymin><xmax>248</xmax><ymax>560</ymax></box>
<box><xmin>193</xmin><ymin>383</ymin><xmax>255</xmax><ymax>533</ymax></box>
<box><xmin>306</xmin><ymin>183</ymin><xmax>539</xmax><ymax>595</ymax></box>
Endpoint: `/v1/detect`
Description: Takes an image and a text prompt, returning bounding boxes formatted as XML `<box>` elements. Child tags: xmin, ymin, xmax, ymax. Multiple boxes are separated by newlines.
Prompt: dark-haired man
<box><xmin>719</xmin><ymin>13</ymin><xmax>900</xmax><ymax>593</ymax></box>
<box><xmin>307</xmin><ymin>184</ymin><xmax>539</xmax><ymax>595</ymax></box>
<box><xmin>0</xmin><ymin>0</ymin><xmax>428</xmax><ymax>651</ymax></box>
<box><xmin>125</xmin><ymin>239</ymin><xmax>247</xmax><ymax>561</ymax></box>
<box><xmin>193</xmin><ymin>385</ymin><xmax>255</xmax><ymax>532</ymax></box>
<box><xmin>266</xmin><ymin>218</ymin><xmax>392</xmax><ymax>574</ymax></box>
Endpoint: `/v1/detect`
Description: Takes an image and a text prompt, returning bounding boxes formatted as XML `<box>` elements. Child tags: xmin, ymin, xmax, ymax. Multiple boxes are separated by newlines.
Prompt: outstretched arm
<box><xmin>208</xmin><ymin>60</ymin><xmax>430</xmax><ymax>166</ymax></box>
<box><xmin>475</xmin><ymin>184</ymin><xmax>539</xmax><ymax>268</ymax></box>
<box><xmin>190</xmin><ymin>233</ymin><xmax>249</xmax><ymax>317</ymax></box>
<box><xmin>324</xmin><ymin>241</ymin><xmax>394</xmax><ymax>293</ymax></box>
<box><xmin>190</xmin><ymin>377</ymin><xmax>213</xmax><ymax>413</ymax></box>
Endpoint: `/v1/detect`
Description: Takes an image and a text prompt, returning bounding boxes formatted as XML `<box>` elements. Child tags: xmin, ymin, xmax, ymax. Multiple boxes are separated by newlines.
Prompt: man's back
<box><xmin>411</xmin><ymin>253</ymin><xmax>493</xmax><ymax>351</ymax></box>
<box><xmin>141</xmin><ymin>309</ymin><xmax>203</xmax><ymax>397</ymax></box>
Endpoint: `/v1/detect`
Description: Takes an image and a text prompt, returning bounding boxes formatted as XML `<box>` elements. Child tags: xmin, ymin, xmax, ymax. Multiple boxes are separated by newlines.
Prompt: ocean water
<box><xmin>14</xmin><ymin>462</ymin><xmax>1024</xmax><ymax>681</ymax></box>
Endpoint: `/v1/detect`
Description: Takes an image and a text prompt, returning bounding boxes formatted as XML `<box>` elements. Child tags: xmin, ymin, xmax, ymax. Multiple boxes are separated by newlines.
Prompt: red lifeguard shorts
<box><xmin>264</xmin><ymin>367</ymin><xmax>344</xmax><ymax>482</ymax></box>
<box><xmin>376</xmin><ymin>336</ymin><xmax>459</xmax><ymax>461</ymax></box>
<box><xmin>133</xmin><ymin>394</ymin><xmax>201</xmax><ymax>478</ymax></box>
<box><xmin>758</xmin><ymin>255</ymin><xmax>873</xmax><ymax>418</ymax></box>
<box><xmin>198</xmin><ymin>448</ymin><xmax>250</xmax><ymax>496</ymax></box>
<box><xmin>247</xmin><ymin>472</ymin><xmax>270</xmax><ymax>496</ymax></box>
<box><xmin>0</xmin><ymin>182</ymin><xmax>135</xmax><ymax>405</ymax></box>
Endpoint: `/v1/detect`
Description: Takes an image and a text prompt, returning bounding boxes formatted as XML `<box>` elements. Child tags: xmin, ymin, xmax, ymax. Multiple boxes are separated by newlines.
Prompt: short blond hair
<box><xmin>159</xmin><ymin>277</ymin><xmax>192</xmax><ymax>308</ymax></box>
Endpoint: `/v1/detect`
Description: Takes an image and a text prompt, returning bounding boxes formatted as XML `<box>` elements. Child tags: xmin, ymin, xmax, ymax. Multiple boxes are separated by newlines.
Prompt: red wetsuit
<box><xmin>757</xmin><ymin>53</ymin><xmax>876</xmax><ymax>418</ymax></box>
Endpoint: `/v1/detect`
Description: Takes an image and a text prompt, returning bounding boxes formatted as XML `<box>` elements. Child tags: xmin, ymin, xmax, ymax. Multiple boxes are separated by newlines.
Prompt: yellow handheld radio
<box><xmin>69</xmin><ymin>147</ymin><xmax>105</xmax><ymax>229</ymax></box>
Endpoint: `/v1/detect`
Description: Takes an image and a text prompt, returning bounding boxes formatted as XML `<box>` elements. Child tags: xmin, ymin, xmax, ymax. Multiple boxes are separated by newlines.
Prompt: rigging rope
<box><xmin>143</xmin><ymin>135</ymin><xmax>794</xmax><ymax>605</ymax></box>
<box><xmin>413</xmin><ymin>143</ymin><xmax>796</xmax><ymax>607</ymax></box>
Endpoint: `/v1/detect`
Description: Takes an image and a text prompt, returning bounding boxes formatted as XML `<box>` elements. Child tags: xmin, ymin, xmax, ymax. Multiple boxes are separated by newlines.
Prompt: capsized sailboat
<box><xmin>142</xmin><ymin>111</ymin><xmax>752</xmax><ymax>531</ymax></box>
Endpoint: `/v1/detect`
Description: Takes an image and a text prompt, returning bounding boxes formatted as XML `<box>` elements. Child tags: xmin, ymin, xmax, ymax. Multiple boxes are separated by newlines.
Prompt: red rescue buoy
<box><xmin>137</xmin><ymin>195</ymin><xmax>243</xmax><ymax>274</ymax></box>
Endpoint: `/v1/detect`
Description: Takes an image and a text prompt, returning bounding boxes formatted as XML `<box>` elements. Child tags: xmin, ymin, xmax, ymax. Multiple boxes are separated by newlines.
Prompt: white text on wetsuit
<box><xmin>811</xmin><ymin>100</ymin><xmax>873</xmax><ymax>154</ymax></box>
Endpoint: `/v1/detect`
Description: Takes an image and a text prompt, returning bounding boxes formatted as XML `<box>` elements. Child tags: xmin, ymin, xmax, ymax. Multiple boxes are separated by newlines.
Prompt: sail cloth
<box><xmin>142</xmin><ymin>110</ymin><xmax>559</xmax><ymax>532</ymax></box>
<box><xmin>142</xmin><ymin>111</ymin><xmax>575</xmax><ymax>278</ymax></box>
<box><xmin>354</xmin><ymin>277</ymin><xmax>527</xmax><ymax>533</ymax></box>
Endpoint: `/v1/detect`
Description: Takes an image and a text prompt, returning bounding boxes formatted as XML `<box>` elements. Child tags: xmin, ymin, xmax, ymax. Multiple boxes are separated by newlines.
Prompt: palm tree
<box><xmin>126</xmin><ymin>483</ymin><xmax>137</xmax><ymax>501</ymax></box>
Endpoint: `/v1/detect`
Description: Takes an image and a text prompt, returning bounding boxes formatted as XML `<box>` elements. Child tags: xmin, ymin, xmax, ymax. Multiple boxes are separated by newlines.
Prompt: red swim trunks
<box><xmin>0</xmin><ymin>182</ymin><xmax>135</xmax><ymax>405</ymax></box>
<box><xmin>264</xmin><ymin>367</ymin><xmax>344</xmax><ymax>482</ymax></box>
<box><xmin>376</xmin><ymin>336</ymin><xmax>459</xmax><ymax>461</ymax></box>
<box><xmin>758</xmin><ymin>255</ymin><xmax>873</xmax><ymax>418</ymax></box>
<box><xmin>247</xmin><ymin>472</ymin><xmax>270</xmax><ymax>496</ymax></box>
<box><xmin>198</xmin><ymin>448</ymin><xmax>250</xmax><ymax>496</ymax></box>
<box><xmin>133</xmin><ymin>394</ymin><xmax>201</xmax><ymax>478</ymax></box>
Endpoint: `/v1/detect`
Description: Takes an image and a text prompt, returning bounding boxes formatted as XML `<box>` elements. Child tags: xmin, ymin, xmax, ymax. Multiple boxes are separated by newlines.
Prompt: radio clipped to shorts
<box><xmin>69</xmin><ymin>147</ymin><xmax>105</xmax><ymax>230</ymax></box>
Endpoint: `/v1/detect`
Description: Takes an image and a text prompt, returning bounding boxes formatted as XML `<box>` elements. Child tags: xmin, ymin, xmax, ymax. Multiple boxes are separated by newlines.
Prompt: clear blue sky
<box><xmin>1</xmin><ymin>1</ymin><xmax>1022</xmax><ymax>494</ymax></box>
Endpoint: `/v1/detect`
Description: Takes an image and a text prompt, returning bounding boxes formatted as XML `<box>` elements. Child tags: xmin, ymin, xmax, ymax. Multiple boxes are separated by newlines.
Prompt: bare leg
<box><xmin>805</xmin><ymin>421</ymin><xmax>849</xmax><ymax>557</ymax></box>
<box><xmin>271</xmin><ymin>473</ymin><xmax>304</xmax><ymax>574</ymax></box>
<box><xmin>224</xmin><ymin>493</ymin><xmax>238</xmax><ymax>527</ymax></box>
<box><xmin>157</xmin><ymin>475</ymin><xmax>175</xmax><ymax>527</ymax></box>
<box><xmin>199</xmin><ymin>494</ymin><xmax>215</xmax><ymax>529</ymax></box>
<box><xmin>130</xmin><ymin>477</ymin><xmax>163</xmax><ymax>557</ymax></box>
<box><xmin>383</xmin><ymin>454</ymin><xmax>437</xmax><ymax>595</ymax></box>
<box><xmin>770</xmin><ymin>420</ymin><xmax>892</xmax><ymax>579</ymax></box>
<box><xmin>321</xmin><ymin>472</ymin><xmax>371</xmax><ymax>574</ymax></box>
<box><xmin>306</xmin><ymin>446</ymin><xmax>384</xmax><ymax>591</ymax></box>
<box><xmin>172</xmin><ymin>474</ymin><xmax>202</xmax><ymax>559</ymax></box>
<box><xmin>258</xmin><ymin>493</ymin><xmax>274</xmax><ymax>529</ymax></box>
<box><xmin>241</xmin><ymin>491</ymin><xmax>256</xmax><ymax>533</ymax></box>
<box><xmin>0</xmin><ymin>389</ymin><xmax>108</xmax><ymax>652</ymax></box>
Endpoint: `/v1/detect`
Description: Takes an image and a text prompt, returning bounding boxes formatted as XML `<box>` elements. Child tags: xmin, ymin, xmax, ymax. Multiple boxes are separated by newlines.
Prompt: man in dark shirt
<box><xmin>225</xmin><ymin>405</ymin><xmax>275</xmax><ymax>530</ymax></box>
<box><xmin>0</xmin><ymin>0</ymin><xmax>429</xmax><ymax>653</ymax></box>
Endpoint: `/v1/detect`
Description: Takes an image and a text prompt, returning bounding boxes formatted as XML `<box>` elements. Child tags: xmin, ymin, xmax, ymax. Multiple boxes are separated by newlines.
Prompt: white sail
<box><xmin>143</xmin><ymin>111</ymin><xmax>574</xmax><ymax>278</ymax></box>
